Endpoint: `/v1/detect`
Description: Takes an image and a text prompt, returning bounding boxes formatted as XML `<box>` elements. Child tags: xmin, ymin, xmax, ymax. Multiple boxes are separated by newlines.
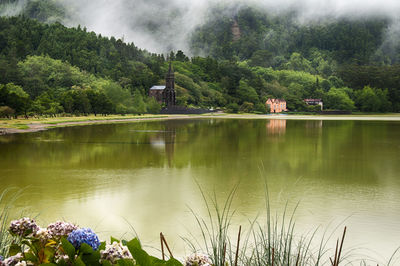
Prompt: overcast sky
<box><xmin>56</xmin><ymin>0</ymin><xmax>399</xmax><ymax>53</ymax></box>
<box><xmin>2</xmin><ymin>0</ymin><xmax>400</xmax><ymax>53</ymax></box>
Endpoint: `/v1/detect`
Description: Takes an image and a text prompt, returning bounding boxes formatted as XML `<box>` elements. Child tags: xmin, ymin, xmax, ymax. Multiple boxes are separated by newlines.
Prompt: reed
<box><xmin>182</xmin><ymin>183</ymin><xmax>238</xmax><ymax>266</ymax></box>
<box><xmin>0</xmin><ymin>188</ymin><xmax>18</xmax><ymax>257</ymax></box>
<box><xmin>183</xmin><ymin>180</ymin><xmax>364</xmax><ymax>266</ymax></box>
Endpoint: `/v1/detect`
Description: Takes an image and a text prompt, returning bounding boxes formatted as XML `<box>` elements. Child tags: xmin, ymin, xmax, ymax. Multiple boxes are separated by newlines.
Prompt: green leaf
<box><xmin>39</xmin><ymin>263</ymin><xmax>57</xmax><ymax>266</ymax></box>
<box><xmin>80</xmin><ymin>243</ymin><xmax>94</xmax><ymax>254</ymax></box>
<box><xmin>151</xmin><ymin>258</ymin><xmax>167</xmax><ymax>266</ymax></box>
<box><xmin>111</xmin><ymin>236</ymin><xmax>120</xmax><ymax>244</ymax></box>
<box><xmin>81</xmin><ymin>251</ymin><xmax>100</xmax><ymax>266</ymax></box>
<box><xmin>57</xmin><ymin>260</ymin><xmax>68</xmax><ymax>266</ymax></box>
<box><xmin>102</xmin><ymin>260</ymin><xmax>113</xmax><ymax>266</ymax></box>
<box><xmin>44</xmin><ymin>246</ymin><xmax>56</xmax><ymax>262</ymax></box>
<box><xmin>150</xmin><ymin>257</ymin><xmax>183</xmax><ymax>266</ymax></box>
<box><xmin>99</xmin><ymin>242</ymin><xmax>106</xmax><ymax>251</ymax></box>
<box><xmin>61</xmin><ymin>237</ymin><xmax>76</xmax><ymax>261</ymax></box>
<box><xmin>24</xmin><ymin>251</ymin><xmax>38</xmax><ymax>263</ymax></box>
<box><xmin>126</xmin><ymin>238</ymin><xmax>141</xmax><ymax>250</ymax></box>
<box><xmin>126</xmin><ymin>239</ymin><xmax>151</xmax><ymax>266</ymax></box>
<box><xmin>24</xmin><ymin>229</ymin><xmax>33</xmax><ymax>237</ymax></box>
<box><xmin>31</xmin><ymin>239</ymin><xmax>42</xmax><ymax>251</ymax></box>
<box><xmin>166</xmin><ymin>258</ymin><xmax>183</xmax><ymax>266</ymax></box>
<box><xmin>75</xmin><ymin>257</ymin><xmax>86</xmax><ymax>266</ymax></box>
<box><xmin>8</xmin><ymin>244</ymin><xmax>22</xmax><ymax>256</ymax></box>
<box><xmin>116</xmin><ymin>259</ymin><xmax>136</xmax><ymax>266</ymax></box>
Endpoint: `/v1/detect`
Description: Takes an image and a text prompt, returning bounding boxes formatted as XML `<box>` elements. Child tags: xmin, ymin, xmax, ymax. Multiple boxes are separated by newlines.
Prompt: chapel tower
<box><xmin>163</xmin><ymin>62</ymin><xmax>176</xmax><ymax>107</ymax></box>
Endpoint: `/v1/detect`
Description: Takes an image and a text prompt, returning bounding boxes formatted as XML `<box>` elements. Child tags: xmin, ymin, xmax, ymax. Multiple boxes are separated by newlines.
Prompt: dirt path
<box><xmin>1</xmin><ymin>114</ymin><xmax>400</xmax><ymax>135</ymax></box>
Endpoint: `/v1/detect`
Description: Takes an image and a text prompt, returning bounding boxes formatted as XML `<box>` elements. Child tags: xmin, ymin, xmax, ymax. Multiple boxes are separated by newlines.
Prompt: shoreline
<box><xmin>1</xmin><ymin>113</ymin><xmax>400</xmax><ymax>135</ymax></box>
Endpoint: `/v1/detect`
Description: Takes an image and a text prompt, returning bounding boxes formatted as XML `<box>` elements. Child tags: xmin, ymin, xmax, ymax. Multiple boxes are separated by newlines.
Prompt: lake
<box><xmin>0</xmin><ymin>118</ymin><xmax>399</xmax><ymax>262</ymax></box>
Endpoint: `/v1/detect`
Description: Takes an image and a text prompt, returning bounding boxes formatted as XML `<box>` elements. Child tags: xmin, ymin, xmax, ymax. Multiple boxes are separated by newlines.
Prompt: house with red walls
<box><xmin>265</xmin><ymin>98</ymin><xmax>287</xmax><ymax>113</ymax></box>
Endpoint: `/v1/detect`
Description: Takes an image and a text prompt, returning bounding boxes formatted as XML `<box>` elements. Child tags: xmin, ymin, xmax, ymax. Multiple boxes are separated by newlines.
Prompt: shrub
<box><xmin>3</xmin><ymin>218</ymin><xmax>182</xmax><ymax>266</ymax></box>
<box><xmin>0</xmin><ymin>106</ymin><xmax>15</xmax><ymax>119</ymax></box>
<box><xmin>226</xmin><ymin>103</ymin><xmax>239</xmax><ymax>113</ymax></box>
<box><xmin>239</xmin><ymin>102</ymin><xmax>254</xmax><ymax>113</ymax></box>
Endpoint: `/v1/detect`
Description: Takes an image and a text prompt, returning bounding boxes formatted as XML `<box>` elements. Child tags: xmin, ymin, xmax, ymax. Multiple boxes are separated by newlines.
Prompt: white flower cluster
<box><xmin>9</xmin><ymin>218</ymin><xmax>39</xmax><ymax>237</ymax></box>
<box><xmin>54</xmin><ymin>252</ymin><xmax>70</xmax><ymax>264</ymax></box>
<box><xmin>100</xmin><ymin>242</ymin><xmax>134</xmax><ymax>264</ymax></box>
<box><xmin>0</xmin><ymin>253</ymin><xmax>23</xmax><ymax>266</ymax></box>
<box><xmin>34</xmin><ymin>228</ymin><xmax>49</xmax><ymax>241</ymax></box>
<box><xmin>53</xmin><ymin>247</ymin><xmax>77</xmax><ymax>264</ymax></box>
<box><xmin>184</xmin><ymin>253</ymin><xmax>213</xmax><ymax>266</ymax></box>
<box><xmin>46</xmin><ymin>221</ymin><xmax>78</xmax><ymax>239</ymax></box>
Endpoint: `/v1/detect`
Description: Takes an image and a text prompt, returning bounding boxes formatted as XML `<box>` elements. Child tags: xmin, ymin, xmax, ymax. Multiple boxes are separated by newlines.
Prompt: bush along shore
<box><xmin>1</xmin><ymin>218</ymin><xmax>184</xmax><ymax>266</ymax></box>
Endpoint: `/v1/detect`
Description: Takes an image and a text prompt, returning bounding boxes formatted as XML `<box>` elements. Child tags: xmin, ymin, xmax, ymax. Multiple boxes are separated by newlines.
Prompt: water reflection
<box><xmin>266</xmin><ymin>119</ymin><xmax>286</xmax><ymax>135</ymax></box>
<box><xmin>0</xmin><ymin>119</ymin><xmax>400</xmax><ymax>260</ymax></box>
<box><xmin>305</xmin><ymin>120</ymin><xmax>323</xmax><ymax>129</ymax></box>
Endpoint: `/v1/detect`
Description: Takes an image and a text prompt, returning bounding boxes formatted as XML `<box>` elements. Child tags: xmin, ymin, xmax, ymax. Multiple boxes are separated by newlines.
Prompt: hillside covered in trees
<box><xmin>0</xmin><ymin>1</ymin><xmax>399</xmax><ymax>117</ymax></box>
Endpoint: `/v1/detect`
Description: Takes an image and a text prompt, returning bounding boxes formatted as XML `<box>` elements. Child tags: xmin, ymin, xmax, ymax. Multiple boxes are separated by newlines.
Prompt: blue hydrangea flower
<box><xmin>67</xmin><ymin>228</ymin><xmax>100</xmax><ymax>250</ymax></box>
<box><xmin>0</xmin><ymin>255</ymin><xmax>3</xmax><ymax>261</ymax></box>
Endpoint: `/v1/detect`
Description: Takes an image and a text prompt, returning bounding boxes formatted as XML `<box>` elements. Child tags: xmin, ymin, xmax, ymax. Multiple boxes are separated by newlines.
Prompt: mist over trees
<box><xmin>0</xmin><ymin>1</ymin><xmax>399</xmax><ymax>117</ymax></box>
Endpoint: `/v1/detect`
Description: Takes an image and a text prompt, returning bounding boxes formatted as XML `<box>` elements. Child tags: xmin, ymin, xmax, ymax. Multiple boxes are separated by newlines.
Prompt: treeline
<box><xmin>0</xmin><ymin>15</ymin><xmax>399</xmax><ymax>118</ymax></box>
<box><xmin>0</xmin><ymin>15</ymin><xmax>165</xmax><ymax>117</ymax></box>
<box><xmin>0</xmin><ymin>16</ymin><xmax>164</xmax><ymax>92</ymax></box>
<box><xmin>0</xmin><ymin>55</ymin><xmax>161</xmax><ymax>118</ymax></box>
<box><xmin>188</xmin><ymin>6</ymin><xmax>400</xmax><ymax>112</ymax></box>
<box><xmin>190</xmin><ymin>6</ymin><xmax>392</xmax><ymax>65</ymax></box>
<box><xmin>338</xmin><ymin>65</ymin><xmax>400</xmax><ymax>111</ymax></box>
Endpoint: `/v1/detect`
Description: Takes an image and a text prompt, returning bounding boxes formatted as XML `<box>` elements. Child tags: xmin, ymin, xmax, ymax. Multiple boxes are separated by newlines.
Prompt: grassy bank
<box><xmin>0</xmin><ymin>114</ymin><xmax>170</xmax><ymax>129</ymax></box>
<box><xmin>1</xmin><ymin>113</ymin><xmax>400</xmax><ymax>134</ymax></box>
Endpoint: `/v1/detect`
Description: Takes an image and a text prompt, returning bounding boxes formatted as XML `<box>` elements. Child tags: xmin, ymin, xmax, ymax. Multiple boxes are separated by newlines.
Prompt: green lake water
<box><xmin>0</xmin><ymin>118</ymin><xmax>399</xmax><ymax>261</ymax></box>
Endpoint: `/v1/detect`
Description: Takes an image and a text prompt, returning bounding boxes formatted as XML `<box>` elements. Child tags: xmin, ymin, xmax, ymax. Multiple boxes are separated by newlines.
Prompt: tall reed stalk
<box><xmin>0</xmin><ymin>188</ymin><xmax>17</xmax><ymax>257</ymax></box>
<box><xmin>183</xmin><ymin>180</ymin><xmax>359</xmax><ymax>266</ymax></box>
<box><xmin>183</xmin><ymin>183</ymin><xmax>238</xmax><ymax>266</ymax></box>
<box><xmin>238</xmin><ymin>182</ymin><xmax>331</xmax><ymax>266</ymax></box>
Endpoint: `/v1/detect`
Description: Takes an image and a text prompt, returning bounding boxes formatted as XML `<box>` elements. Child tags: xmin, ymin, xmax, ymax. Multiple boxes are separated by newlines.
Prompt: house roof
<box><xmin>150</xmin><ymin>85</ymin><xmax>166</xmax><ymax>90</ymax></box>
<box><xmin>304</xmin><ymin>99</ymin><xmax>322</xmax><ymax>102</ymax></box>
<box><xmin>266</xmin><ymin>98</ymin><xmax>286</xmax><ymax>103</ymax></box>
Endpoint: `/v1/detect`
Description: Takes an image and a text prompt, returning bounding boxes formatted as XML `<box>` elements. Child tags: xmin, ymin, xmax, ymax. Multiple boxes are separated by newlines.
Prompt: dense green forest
<box><xmin>0</xmin><ymin>1</ymin><xmax>399</xmax><ymax>117</ymax></box>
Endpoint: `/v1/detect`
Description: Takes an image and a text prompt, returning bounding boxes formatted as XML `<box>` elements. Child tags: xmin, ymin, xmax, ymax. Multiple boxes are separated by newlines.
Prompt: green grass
<box><xmin>14</xmin><ymin>124</ymin><xmax>29</xmax><ymax>130</ymax></box>
<box><xmin>43</xmin><ymin>115</ymin><xmax>166</xmax><ymax>125</ymax></box>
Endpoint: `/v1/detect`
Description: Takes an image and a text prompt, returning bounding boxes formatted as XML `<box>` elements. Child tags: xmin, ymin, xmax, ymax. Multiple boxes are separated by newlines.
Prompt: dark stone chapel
<box><xmin>148</xmin><ymin>62</ymin><xmax>176</xmax><ymax>107</ymax></box>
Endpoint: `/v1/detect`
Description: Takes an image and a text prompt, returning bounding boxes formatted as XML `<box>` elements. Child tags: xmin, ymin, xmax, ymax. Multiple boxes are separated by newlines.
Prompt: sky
<box><xmin>2</xmin><ymin>0</ymin><xmax>400</xmax><ymax>53</ymax></box>
<box><xmin>58</xmin><ymin>0</ymin><xmax>400</xmax><ymax>53</ymax></box>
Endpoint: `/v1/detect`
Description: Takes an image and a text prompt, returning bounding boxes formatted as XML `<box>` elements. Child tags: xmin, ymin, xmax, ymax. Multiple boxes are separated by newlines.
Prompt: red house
<box><xmin>266</xmin><ymin>99</ymin><xmax>287</xmax><ymax>113</ymax></box>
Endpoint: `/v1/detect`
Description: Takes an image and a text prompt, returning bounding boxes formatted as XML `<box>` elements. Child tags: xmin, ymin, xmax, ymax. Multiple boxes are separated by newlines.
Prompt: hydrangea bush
<box><xmin>0</xmin><ymin>253</ymin><xmax>23</xmax><ymax>266</ymax></box>
<box><xmin>184</xmin><ymin>253</ymin><xmax>213</xmax><ymax>266</ymax></box>
<box><xmin>67</xmin><ymin>228</ymin><xmax>101</xmax><ymax>250</ymax></box>
<box><xmin>1</xmin><ymin>218</ymin><xmax>184</xmax><ymax>266</ymax></box>
<box><xmin>100</xmin><ymin>241</ymin><xmax>134</xmax><ymax>264</ymax></box>
<box><xmin>47</xmin><ymin>221</ymin><xmax>78</xmax><ymax>239</ymax></box>
<box><xmin>9</xmin><ymin>218</ymin><xmax>39</xmax><ymax>237</ymax></box>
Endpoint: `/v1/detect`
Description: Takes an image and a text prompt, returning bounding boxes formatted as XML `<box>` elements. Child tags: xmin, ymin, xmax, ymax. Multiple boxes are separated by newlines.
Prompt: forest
<box><xmin>0</xmin><ymin>0</ymin><xmax>399</xmax><ymax>117</ymax></box>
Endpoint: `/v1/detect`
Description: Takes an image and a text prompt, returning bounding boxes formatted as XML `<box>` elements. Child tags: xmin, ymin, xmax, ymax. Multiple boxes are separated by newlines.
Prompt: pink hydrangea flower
<box><xmin>9</xmin><ymin>218</ymin><xmax>39</xmax><ymax>237</ymax></box>
<box><xmin>46</xmin><ymin>221</ymin><xmax>78</xmax><ymax>239</ymax></box>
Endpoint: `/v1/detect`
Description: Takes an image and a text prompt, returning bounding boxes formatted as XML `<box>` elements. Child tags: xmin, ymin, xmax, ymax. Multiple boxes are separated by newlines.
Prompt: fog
<box><xmin>2</xmin><ymin>0</ymin><xmax>400</xmax><ymax>54</ymax></box>
<box><xmin>0</xmin><ymin>0</ymin><xmax>27</xmax><ymax>16</ymax></box>
<box><xmin>59</xmin><ymin>0</ymin><xmax>400</xmax><ymax>54</ymax></box>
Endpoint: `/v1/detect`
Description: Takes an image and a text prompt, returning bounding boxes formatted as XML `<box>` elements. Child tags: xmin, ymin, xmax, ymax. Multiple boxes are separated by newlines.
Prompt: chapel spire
<box><xmin>163</xmin><ymin>60</ymin><xmax>176</xmax><ymax>107</ymax></box>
